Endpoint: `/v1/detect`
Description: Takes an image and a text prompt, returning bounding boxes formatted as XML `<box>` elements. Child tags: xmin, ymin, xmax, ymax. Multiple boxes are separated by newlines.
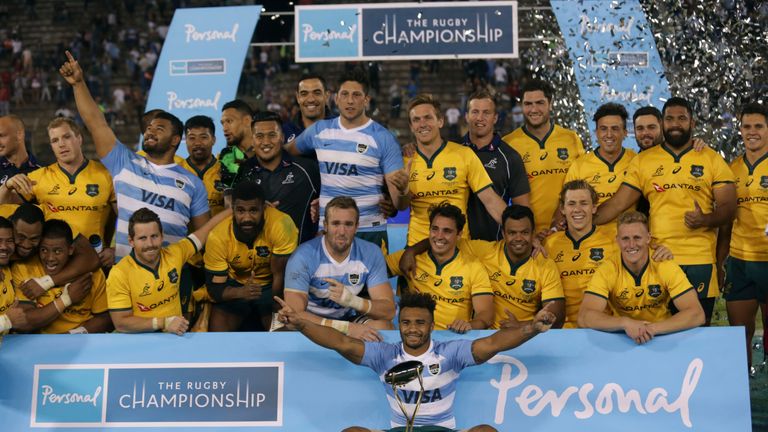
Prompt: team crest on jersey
<box><xmin>484</xmin><ymin>158</ymin><xmax>498</xmax><ymax>169</ymax></box>
<box><xmin>760</xmin><ymin>176</ymin><xmax>768</xmax><ymax>188</ymax></box>
<box><xmin>521</xmin><ymin>152</ymin><xmax>531</xmax><ymax>163</ymax></box>
<box><xmin>428</xmin><ymin>363</ymin><xmax>441</xmax><ymax>375</ymax></box>
<box><xmin>168</xmin><ymin>268</ymin><xmax>179</xmax><ymax>283</ymax></box>
<box><xmin>522</xmin><ymin>279</ymin><xmax>536</xmax><ymax>294</ymax></box>
<box><xmin>85</xmin><ymin>184</ymin><xmax>99</xmax><ymax>197</ymax></box>
<box><xmin>557</xmin><ymin>148</ymin><xmax>569</xmax><ymax>160</ymax></box>
<box><xmin>256</xmin><ymin>246</ymin><xmax>270</xmax><ymax>257</ymax></box>
<box><xmin>589</xmin><ymin>248</ymin><xmax>604</xmax><ymax>261</ymax></box>
<box><xmin>175</xmin><ymin>179</ymin><xmax>186</xmax><ymax>189</ymax></box>
<box><xmin>139</xmin><ymin>283</ymin><xmax>152</xmax><ymax>297</ymax></box>
<box><xmin>48</xmin><ymin>184</ymin><xmax>61</xmax><ymax>195</ymax></box>
<box><xmin>690</xmin><ymin>165</ymin><xmax>704</xmax><ymax>178</ymax></box>
<box><xmin>652</xmin><ymin>165</ymin><xmax>664</xmax><ymax>177</ymax></box>
<box><xmin>449</xmin><ymin>276</ymin><xmax>463</xmax><ymax>290</ymax></box>
<box><xmin>648</xmin><ymin>284</ymin><xmax>662</xmax><ymax>298</ymax></box>
<box><xmin>356</xmin><ymin>143</ymin><xmax>368</xmax><ymax>154</ymax></box>
<box><xmin>415</xmin><ymin>272</ymin><xmax>429</xmax><ymax>282</ymax></box>
<box><xmin>443</xmin><ymin>167</ymin><xmax>457</xmax><ymax>181</ymax></box>
<box><xmin>348</xmin><ymin>273</ymin><xmax>361</xmax><ymax>285</ymax></box>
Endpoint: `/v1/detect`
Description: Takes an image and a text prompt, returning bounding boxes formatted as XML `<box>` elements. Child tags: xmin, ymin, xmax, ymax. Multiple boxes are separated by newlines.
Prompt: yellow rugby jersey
<box><xmin>13</xmin><ymin>258</ymin><xmax>108</xmax><ymax>334</ymax></box>
<box><xmin>0</xmin><ymin>204</ymin><xmax>18</xmax><ymax>219</ymax></box>
<box><xmin>729</xmin><ymin>154</ymin><xmax>768</xmax><ymax>261</ymax></box>
<box><xmin>27</xmin><ymin>160</ymin><xmax>115</xmax><ymax>240</ymax></box>
<box><xmin>406</xmin><ymin>141</ymin><xmax>493</xmax><ymax>245</ymax></box>
<box><xmin>204</xmin><ymin>208</ymin><xmax>298</xmax><ymax>286</ymax></box>
<box><xmin>460</xmin><ymin>239</ymin><xmax>563</xmax><ymax>329</ymax></box>
<box><xmin>180</xmin><ymin>158</ymin><xmax>225</xmax><ymax>216</ymax></box>
<box><xmin>623</xmin><ymin>144</ymin><xmax>735</xmax><ymax>268</ymax></box>
<box><xmin>544</xmin><ymin>225</ymin><xmax>617</xmax><ymax>328</ymax></box>
<box><xmin>386</xmin><ymin>247</ymin><xmax>493</xmax><ymax>330</ymax></box>
<box><xmin>565</xmin><ymin>147</ymin><xmax>636</xmax><ymax>238</ymax></box>
<box><xmin>107</xmin><ymin>237</ymin><xmax>199</xmax><ymax>318</ymax></box>
<box><xmin>503</xmin><ymin>123</ymin><xmax>585</xmax><ymax>232</ymax></box>
<box><xmin>0</xmin><ymin>267</ymin><xmax>15</xmax><ymax>316</ymax></box>
<box><xmin>586</xmin><ymin>256</ymin><xmax>693</xmax><ymax>323</ymax></box>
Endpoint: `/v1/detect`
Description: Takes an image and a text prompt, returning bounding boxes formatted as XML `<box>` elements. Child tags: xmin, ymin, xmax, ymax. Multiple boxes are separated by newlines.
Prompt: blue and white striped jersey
<box><xmin>295</xmin><ymin>118</ymin><xmax>403</xmax><ymax>232</ymax></box>
<box><xmin>284</xmin><ymin>236</ymin><xmax>389</xmax><ymax>319</ymax></box>
<box><xmin>101</xmin><ymin>141</ymin><xmax>210</xmax><ymax>261</ymax></box>
<box><xmin>362</xmin><ymin>339</ymin><xmax>476</xmax><ymax>428</ymax></box>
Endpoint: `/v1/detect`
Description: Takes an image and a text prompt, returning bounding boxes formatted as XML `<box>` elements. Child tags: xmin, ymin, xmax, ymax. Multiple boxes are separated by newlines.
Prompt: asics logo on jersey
<box><xmin>572</xmin><ymin>252</ymin><xmax>581</xmax><ymax>261</ymax></box>
<box><xmin>696</xmin><ymin>282</ymin><xmax>705</xmax><ymax>292</ymax></box>
<box><xmin>434</xmin><ymin>279</ymin><xmax>443</xmax><ymax>286</ymax></box>
<box><xmin>539</xmin><ymin>151</ymin><xmax>548</xmax><ymax>161</ymax></box>
<box><xmin>746</xmin><ymin>178</ymin><xmax>754</xmax><ymax>187</ymax></box>
<box><xmin>68</xmin><ymin>187</ymin><xmax>78</xmax><ymax>195</ymax></box>
<box><xmin>324</xmin><ymin>162</ymin><xmax>359</xmax><ymax>176</ymax></box>
<box><xmin>426</xmin><ymin>171</ymin><xmax>436</xmax><ymax>180</ymax></box>
<box><xmin>672</xmin><ymin>166</ymin><xmax>682</xmax><ymax>174</ymax></box>
<box><xmin>634</xmin><ymin>289</ymin><xmax>644</xmax><ymax>298</ymax></box>
<box><xmin>607</xmin><ymin>174</ymin><xmax>617</xmax><ymax>183</ymax></box>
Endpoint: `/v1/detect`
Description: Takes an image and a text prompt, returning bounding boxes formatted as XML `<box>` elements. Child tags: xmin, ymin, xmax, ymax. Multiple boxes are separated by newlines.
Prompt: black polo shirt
<box><xmin>236</xmin><ymin>152</ymin><xmax>320</xmax><ymax>244</ymax></box>
<box><xmin>463</xmin><ymin>133</ymin><xmax>530</xmax><ymax>241</ymax></box>
<box><xmin>0</xmin><ymin>153</ymin><xmax>40</xmax><ymax>185</ymax></box>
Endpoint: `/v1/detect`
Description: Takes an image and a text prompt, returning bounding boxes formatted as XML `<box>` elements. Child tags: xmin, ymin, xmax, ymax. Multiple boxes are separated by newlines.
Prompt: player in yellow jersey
<box><xmin>205</xmin><ymin>180</ymin><xmax>298</xmax><ymax>332</ymax></box>
<box><xmin>717</xmin><ymin>103</ymin><xmax>768</xmax><ymax>374</ymax></box>
<box><xmin>180</xmin><ymin>115</ymin><xmax>225</xmax><ymax>216</ymax></box>
<box><xmin>0</xmin><ymin>217</ymin><xmax>28</xmax><ymax>335</ymax></box>
<box><xmin>580</xmin><ymin>211</ymin><xmax>704</xmax><ymax>344</ymax></box>
<box><xmin>107</xmin><ymin>206</ymin><xmax>231</xmax><ymax>335</ymax></box>
<box><xmin>405</xmin><ymin>94</ymin><xmax>507</xmax><ymax>245</ymax></box>
<box><xmin>386</xmin><ymin>202</ymin><xmax>494</xmax><ymax>332</ymax></box>
<box><xmin>13</xmin><ymin>219</ymin><xmax>112</xmax><ymax>333</ymax></box>
<box><xmin>595</xmin><ymin>97</ymin><xmax>737</xmax><ymax>324</ymax></box>
<box><xmin>565</xmin><ymin>103</ymin><xmax>637</xmax><ymax>238</ymax></box>
<box><xmin>0</xmin><ymin>117</ymin><xmax>117</xmax><ymax>269</ymax></box>
<box><xmin>502</xmin><ymin>79</ymin><xmax>585</xmax><ymax>233</ymax></box>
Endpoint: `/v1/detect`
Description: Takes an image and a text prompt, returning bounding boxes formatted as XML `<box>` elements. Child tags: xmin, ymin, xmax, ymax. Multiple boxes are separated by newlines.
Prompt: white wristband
<box><xmin>0</xmin><ymin>314</ymin><xmax>11</xmax><ymax>332</ymax></box>
<box><xmin>59</xmin><ymin>283</ymin><xmax>73</xmax><ymax>308</ymax></box>
<box><xmin>329</xmin><ymin>319</ymin><xmax>350</xmax><ymax>335</ymax></box>
<box><xmin>152</xmin><ymin>317</ymin><xmax>159</xmax><ymax>331</ymax></box>
<box><xmin>338</xmin><ymin>286</ymin><xmax>367</xmax><ymax>312</ymax></box>
<box><xmin>163</xmin><ymin>316</ymin><xmax>177</xmax><ymax>332</ymax></box>
<box><xmin>35</xmin><ymin>275</ymin><xmax>55</xmax><ymax>291</ymax></box>
<box><xmin>68</xmin><ymin>326</ymin><xmax>88</xmax><ymax>334</ymax></box>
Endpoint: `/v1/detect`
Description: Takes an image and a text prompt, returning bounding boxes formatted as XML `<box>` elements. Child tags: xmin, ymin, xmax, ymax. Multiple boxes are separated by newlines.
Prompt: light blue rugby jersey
<box><xmin>102</xmin><ymin>140</ymin><xmax>210</xmax><ymax>261</ymax></box>
<box><xmin>362</xmin><ymin>339</ymin><xmax>476</xmax><ymax>429</ymax></box>
<box><xmin>295</xmin><ymin>118</ymin><xmax>403</xmax><ymax>232</ymax></box>
<box><xmin>284</xmin><ymin>236</ymin><xmax>389</xmax><ymax>319</ymax></box>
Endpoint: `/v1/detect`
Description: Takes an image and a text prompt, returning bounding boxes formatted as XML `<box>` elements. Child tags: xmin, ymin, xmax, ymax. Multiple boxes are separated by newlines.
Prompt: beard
<box><xmin>663</xmin><ymin>127</ymin><xmax>692</xmax><ymax>148</ymax></box>
<box><xmin>233</xmin><ymin>219</ymin><xmax>264</xmax><ymax>245</ymax></box>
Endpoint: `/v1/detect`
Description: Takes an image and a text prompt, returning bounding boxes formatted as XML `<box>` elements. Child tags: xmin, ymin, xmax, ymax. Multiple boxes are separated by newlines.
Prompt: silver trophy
<box><xmin>384</xmin><ymin>360</ymin><xmax>425</xmax><ymax>432</ymax></box>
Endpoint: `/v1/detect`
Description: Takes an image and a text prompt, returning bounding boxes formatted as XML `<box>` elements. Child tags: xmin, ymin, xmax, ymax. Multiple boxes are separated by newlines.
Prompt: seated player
<box><xmin>276</xmin><ymin>292</ymin><xmax>555</xmax><ymax>432</ymax></box>
<box><xmin>578</xmin><ymin>211</ymin><xmax>705</xmax><ymax>343</ymax></box>
<box><xmin>12</xmin><ymin>219</ymin><xmax>112</xmax><ymax>334</ymax></box>
<box><xmin>386</xmin><ymin>202</ymin><xmax>494</xmax><ymax>333</ymax></box>
<box><xmin>284</xmin><ymin>196</ymin><xmax>396</xmax><ymax>341</ymax></box>
<box><xmin>0</xmin><ymin>216</ymin><xmax>27</xmax><ymax>335</ymax></box>
<box><xmin>107</xmin><ymin>207</ymin><xmax>231</xmax><ymax>336</ymax></box>
<box><xmin>204</xmin><ymin>181</ymin><xmax>298</xmax><ymax>331</ymax></box>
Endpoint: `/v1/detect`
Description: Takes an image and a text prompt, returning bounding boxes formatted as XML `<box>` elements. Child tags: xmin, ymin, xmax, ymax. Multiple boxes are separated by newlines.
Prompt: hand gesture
<box><xmin>532</xmin><ymin>302</ymin><xmax>556</xmax><ymax>333</ymax></box>
<box><xmin>448</xmin><ymin>318</ymin><xmax>472</xmax><ymax>334</ymax></box>
<box><xmin>5</xmin><ymin>174</ymin><xmax>36</xmax><ymax>198</ymax></box>
<box><xmin>692</xmin><ymin>137</ymin><xmax>707</xmax><ymax>152</ymax></box>
<box><xmin>348</xmin><ymin>322</ymin><xmax>382</xmax><ymax>342</ymax></box>
<box><xmin>531</xmin><ymin>234</ymin><xmax>548</xmax><ymax>258</ymax></box>
<box><xmin>59</xmin><ymin>51</ymin><xmax>84</xmax><ymax>85</ymax></box>
<box><xmin>684</xmin><ymin>200</ymin><xmax>708</xmax><ymax>229</ymax></box>
<box><xmin>241</xmin><ymin>271</ymin><xmax>263</xmax><ymax>301</ymax></box>
<box><xmin>401</xmin><ymin>142</ymin><xmax>416</xmax><ymax>158</ymax></box>
<box><xmin>378</xmin><ymin>194</ymin><xmax>396</xmax><ymax>218</ymax></box>
<box><xmin>389</xmin><ymin>158</ymin><xmax>412</xmax><ymax>195</ymax></box>
<box><xmin>325</xmin><ymin>278</ymin><xmax>356</xmax><ymax>307</ymax></box>
<box><xmin>398</xmin><ymin>248</ymin><xmax>418</xmax><ymax>278</ymax></box>
<box><xmin>650</xmin><ymin>244</ymin><xmax>674</xmax><ymax>261</ymax></box>
<box><xmin>274</xmin><ymin>296</ymin><xmax>303</xmax><ymax>330</ymax></box>
<box><xmin>5</xmin><ymin>301</ymin><xmax>29</xmax><ymax>330</ymax></box>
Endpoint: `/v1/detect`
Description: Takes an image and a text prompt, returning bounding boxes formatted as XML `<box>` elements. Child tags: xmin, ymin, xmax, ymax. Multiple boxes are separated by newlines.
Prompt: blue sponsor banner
<box><xmin>550</xmin><ymin>0</ymin><xmax>671</xmax><ymax>150</ymax></box>
<box><xmin>296</xmin><ymin>2</ymin><xmax>518</xmax><ymax>62</ymax></box>
<box><xmin>0</xmin><ymin>328</ymin><xmax>750</xmax><ymax>431</ymax></box>
<box><xmin>144</xmin><ymin>6</ymin><xmax>260</xmax><ymax>158</ymax></box>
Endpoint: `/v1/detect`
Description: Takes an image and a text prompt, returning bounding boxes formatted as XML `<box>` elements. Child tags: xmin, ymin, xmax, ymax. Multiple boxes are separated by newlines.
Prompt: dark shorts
<box><xmin>678</xmin><ymin>264</ymin><xmax>717</xmax><ymax>322</ymax></box>
<box><xmin>724</xmin><ymin>257</ymin><xmax>768</xmax><ymax>303</ymax></box>
<box><xmin>356</xmin><ymin>230</ymin><xmax>390</xmax><ymax>255</ymax></box>
<box><xmin>213</xmin><ymin>285</ymin><xmax>274</xmax><ymax>314</ymax></box>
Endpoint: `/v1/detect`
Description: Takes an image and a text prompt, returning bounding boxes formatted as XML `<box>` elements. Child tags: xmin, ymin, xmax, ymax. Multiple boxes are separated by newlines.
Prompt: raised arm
<box><xmin>190</xmin><ymin>208</ymin><xmax>232</xmax><ymax>246</ymax></box>
<box><xmin>59</xmin><ymin>51</ymin><xmax>117</xmax><ymax>159</ymax></box>
<box><xmin>594</xmin><ymin>184</ymin><xmax>641</xmax><ymax>225</ymax></box>
<box><xmin>471</xmin><ymin>302</ymin><xmax>555</xmax><ymax>364</ymax></box>
<box><xmin>276</xmin><ymin>296</ymin><xmax>365</xmax><ymax>364</ymax></box>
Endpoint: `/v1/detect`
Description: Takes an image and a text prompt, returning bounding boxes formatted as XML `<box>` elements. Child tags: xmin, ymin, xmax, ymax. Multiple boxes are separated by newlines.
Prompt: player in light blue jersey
<box><xmin>60</xmin><ymin>51</ymin><xmax>211</xmax><ymax>261</ymax></box>
<box><xmin>276</xmin><ymin>292</ymin><xmax>555</xmax><ymax>432</ymax></box>
<box><xmin>286</xmin><ymin>69</ymin><xmax>410</xmax><ymax>250</ymax></box>
<box><xmin>284</xmin><ymin>196</ymin><xmax>396</xmax><ymax>341</ymax></box>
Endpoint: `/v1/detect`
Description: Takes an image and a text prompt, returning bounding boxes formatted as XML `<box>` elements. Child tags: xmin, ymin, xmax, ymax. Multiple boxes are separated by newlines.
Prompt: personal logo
<box><xmin>607</xmin><ymin>174</ymin><xmax>617</xmax><ymax>183</ymax></box>
<box><xmin>426</xmin><ymin>171</ymin><xmax>436</xmax><ymax>180</ymax></box>
<box><xmin>48</xmin><ymin>184</ymin><xmax>61</xmax><ymax>195</ymax></box>
<box><xmin>449</xmin><ymin>276</ymin><xmax>463</xmax><ymax>290</ymax></box>
<box><xmin>356</xmin><ymin>143</ymin><xmax>368</xmax><ymax>154</ymax></box>
<box><xmin>652</xmin><ymin>165</ymin><xmax>664</xmax><ymax>177</ymax></box>
<box><xmin>557</xmin><ymin>148</ymin><xmax>569</xmax><ymax>160</ymax></box>
<box><xmin>522</xmin><ymin>279</ymin><xmax>536</xmax><ymax>294</ymax></box>
<box><xmin>139</xmin><ymin>283</ymin><xmax>152</xmax><ymax>297</ymax></box>
<box><xmin>443</xmin><ymin>167</ymin><xmax>457</xmax><ymax>181</ymax></box>
<box><xmin>175</xmin><ymin>179</ymin><xmax>186</xmax><ymax>189</ymax></box>
<box><xmin>589</xmin><ymin>248</ymin><xmax>604</xmax><ymax>261</ymax></box>
<box><xmin>648</xmin><ymin>284</ymin><xmax>662</xmax><ymax>298</ymax></box>
<box><xmin>85</xmin><ymin>184</ymin><xmax>99</xmax><ymax>197</ymax></box>
<box><xmin>282</xmin><ymin>172</ymin><xmax>295</xmax><ymax>185</ymax></box>
<box><xmin>760</xmin><ymin>176</ymin><xmax>768</xmax><ymax>189</ymax></box>
<box><xmin>168</xmin><ymin>268</ymin><xmax>179</xmax><ymax>284</ymax></box>
<box><xmin>348</xmin><ymin>273</ymin><xmax>360</xmax><ymax>285</ymax></box>
<box><xmin>690</xmin><ymin>165</ymin><xmax>704</xmax><ymax>178</ymax></box>
<box><xmin>256</xmin><ymin>246</ymin><xmax>270</xmax><ymax>257</ymax></box>
<box><xmin>156</xmin><ymin>281</ymin><xmax>165</xmax><ymax>292</ymax></box>
<box><xmin>571</xmin><ymin>252</ymin><xmax>581</xmax><ymax>261</ymax></box>
<box><xmin>539</xmin><ymin>151</ymin><xmax>548</xmax><ymax>161</ymax></box>
<box><xmin>428</xmin><ymin>363</ymin><xmax>441</xmax><ymax>376</ymax></box>
<box><xmin>68</xmin><ymin>186</ymin><xmax>78</xmax><ymax>195</ymax></box>
<box><xmin>652</xmin><ymin>182</ymin><xmax>665</xmax><ymax>193</ymax></box>
<box><xmin>415</xmin><ymin>272</ymin><xmax>429</xmax><ymax>282</ymax></box>
<box><xmin>484</xmin><ymin>158</ymin><xmax>498</xmax><ymax>169</ymax></box>
<box><xmin>672</xmin><ymin>166</ymin><xmax>682</xmax><ymax>174</ymax></box>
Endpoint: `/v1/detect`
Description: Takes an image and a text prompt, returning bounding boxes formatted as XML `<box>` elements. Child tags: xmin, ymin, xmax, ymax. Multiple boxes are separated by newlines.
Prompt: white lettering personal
<box><xmin>184</xmin><ymin>23</ymin><xmax>239</xmax><ymax>43</ymax></box>
<box><xmin>41</xmin><ymin>385</ymin><xmax>102</xmax><ymax>407</ymax></box>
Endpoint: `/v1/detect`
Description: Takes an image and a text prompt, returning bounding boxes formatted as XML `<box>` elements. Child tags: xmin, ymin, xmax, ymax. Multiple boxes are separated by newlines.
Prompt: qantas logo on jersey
<box><xmin>414</xmin><ymin>189</ymin><xmax>459</xmax><ymax>198</ymax></box>
<box><xmin>136</xmin><ymin>292</ymin><xmax>179</xmax><ymax>312</ymax></box>
<box><xmin>560</xmin><ymin>269</ymin><xmax>595</xmax><ymax>277</ymax></box>
<box><xmin>141</xmin><ymin>191</ymin><xmax>176</xmax><ymax>210</ymax></box>
<box><xmin>324</xmin><ymin>162</ymin><xmax>359</xmax><ymax>176</ymax></box>
<box><xmin>46</xmin><ymin>203</ymin><xmax>101</xmax><ymax>212</ymax></box>
<box><xmin>529</xmin><ymin>168</ymin><xmax>568</xmax><ymax>177</ymax></box>
<box><xmin>653</xmin><ymin>183</ymin><xmax>665</xmax><ymax>192</ymax></box>
<box><xmin>655</xmin><ymin>183</ymin><xmax>702</xmax><ymax>192</ymax></box>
